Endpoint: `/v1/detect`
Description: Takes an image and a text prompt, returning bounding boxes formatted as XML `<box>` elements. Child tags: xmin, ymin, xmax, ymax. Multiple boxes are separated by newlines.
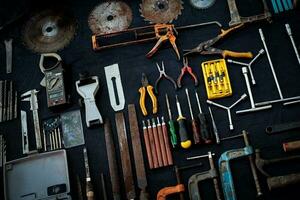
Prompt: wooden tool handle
<box><xmin>147</xmin><ymin>123</ymin><xmax>159</xmax><ymax>168</ymax></box>
<box><xmin>283</xmin><ymin>140</ymin><xmax>300</xmax><ymax>152</ymax></box>
<box><xmin>157</xmin><ymin>123</ymin><xmax>168</xmax><ymax>166</ymax></box>
<box><xmin>152</xmin><ymin>123</ymin><xmax>163</xmax><ymax>167</ymax></box>
<box><xmin>222</xmin><ymin>50</ymin><xmax>253</xmax><ymax>59</ymax></box>
<box><xmin>162</xmin><ymin>121</ymin><xmax>173</xmax><ymax>165</ymax></box>
<box><xmin>143</xmin><ymin>127</ymin><xmax>154</xmax><ymax>169</ymax></box>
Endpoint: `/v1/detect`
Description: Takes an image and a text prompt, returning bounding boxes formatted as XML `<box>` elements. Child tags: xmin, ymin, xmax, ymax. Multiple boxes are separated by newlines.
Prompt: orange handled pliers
<box><xmin>139</xmin><ymin>73</ymin><xmax>158</xmax><ymax>116</ymax></box>
<box><xmin>146</xmin><ymin>24</ymin><xmax>180</xmax><ymax>60</ymax></box>
<box><xmin>177</xmin><ymin>57</ymin><xmax>198</xmax><ymax>88</ymax></box>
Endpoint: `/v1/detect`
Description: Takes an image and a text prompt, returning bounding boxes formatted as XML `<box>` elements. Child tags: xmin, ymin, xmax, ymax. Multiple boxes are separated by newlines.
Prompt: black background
<box><xmin>1</xmin><ymin>0</ymin><xmax>300</xmax><ymax>199</ymax></box>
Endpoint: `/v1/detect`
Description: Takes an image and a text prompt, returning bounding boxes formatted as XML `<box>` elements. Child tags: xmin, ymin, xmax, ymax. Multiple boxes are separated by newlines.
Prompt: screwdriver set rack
<box><xmin>201</xmin><ymin>59</ymin><xmax>232</xmax><ymax>100</ymax></box>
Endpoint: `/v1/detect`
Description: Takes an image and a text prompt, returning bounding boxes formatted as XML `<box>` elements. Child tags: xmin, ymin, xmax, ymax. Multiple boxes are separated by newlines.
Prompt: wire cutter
<box><xmin>177</xmin><ymin>57</ymin><xmax>198</xmax><ymax>88</ymax></box>
<box><xmin>139</xmin><ymin>73</ymin><xmax>158</xmax><ymax>116</ymax></box>
<box><xmin>146</xmin><ymin>24</ymin><xmax>181</xmax><ymax>60</ymax></box>
<box><xmin>184</xmin><ymin>24</ymin><xmax>253</xmax><ymax>59</ymax></box>
<box><xmin>155</xmin><ymin>61</ymin><xmax>177</xmax><ymax>94</ymax></box>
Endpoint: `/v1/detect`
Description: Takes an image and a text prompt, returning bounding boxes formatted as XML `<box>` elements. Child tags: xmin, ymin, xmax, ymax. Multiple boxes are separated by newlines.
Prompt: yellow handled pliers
<box><xmin>139</xmin><ymin>73</ymin><xmax>158</xmax><ymax>116</ymax></box>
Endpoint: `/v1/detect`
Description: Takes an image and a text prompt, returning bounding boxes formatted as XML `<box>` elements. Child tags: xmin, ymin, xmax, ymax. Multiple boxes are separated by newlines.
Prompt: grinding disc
<box><xmin>22</xmin><ymin>10</ymin><xmax>76</xmax><ymax>53</ymax></box>
<box><xmin>88</xmin><ymin>1</ymin><xmax>133</xmax><ymax>35</ymax></box>
<box><xmin>139</xmin><ymin>0</ymin><xmax>184</xmax><ymax>23</ymax></box>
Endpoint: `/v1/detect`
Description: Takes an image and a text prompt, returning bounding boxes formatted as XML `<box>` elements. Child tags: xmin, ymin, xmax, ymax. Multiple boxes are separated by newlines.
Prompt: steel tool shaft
<box><xmin>83</xmin><ymin>147</ymin><xmax>95</xmax><ymax>200</ymax></box>
<box><xmin>4</xmin><ymin>39</ymin><xmax>13</xmax><ymax>74</ymax></box>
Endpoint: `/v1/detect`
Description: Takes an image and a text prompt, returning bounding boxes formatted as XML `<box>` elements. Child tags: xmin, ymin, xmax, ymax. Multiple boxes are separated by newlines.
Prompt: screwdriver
<box><xmin>185</xmin><ymin>88</ymin><xmax>201</xmax><ymax>144</ymax></box>
<box><xmin>175</xmin><ymin>95</ymin><xmax>191</xmax><ymax>149</ymax></box>
<box><xmin>165</xmin><ymin>94</ymin><xmax>177</xmax><ymax>148</ymax></box>
<box><xmin>195</xmin><ymin>91</ymin><xmax>213</xmax><ymax>144</ymax></box>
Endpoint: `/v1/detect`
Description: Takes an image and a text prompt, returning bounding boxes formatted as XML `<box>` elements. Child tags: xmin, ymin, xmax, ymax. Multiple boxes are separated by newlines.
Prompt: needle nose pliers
<box><xmin>155</xmin><ymin>62</ymin><xmax>177</xmax><ymax>94</ymax></box>
<box><xmin>184</xmin><ymin>24</ymin><xmax>253</xmax><ymax>59</ymax></box>
<box><xmin>177</xmin><ymin>57</ymin><xmax>198</xmax><ymax>88</ymax></box>
<box><xmin>139</xmin><ymin>73</ymin><xmax>158</xmax><ymax>116</ymax></box>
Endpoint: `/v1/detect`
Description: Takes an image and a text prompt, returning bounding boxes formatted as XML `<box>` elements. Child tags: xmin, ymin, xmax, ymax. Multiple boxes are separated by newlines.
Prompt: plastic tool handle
<box><xmin>147</xmin><ymin>85</ymin><xmax>158</xmax><ymax>114</ymax></box>
<box><xmin>168</xmin><ymin>120</ymin><xmax>177</xmax><ymax>148</ymax></box>
<box><xmin>198</xmin><ymin>113</ymin><xmax>213</xmax><ymax>144</ymax></box>
<box><xmin>222</xmin><ymin>50</ymin><xmax>253</xmax><ymax>59</ymax></box>
<box><xmin>177</xmin><ymin>116</ymin><xmax>191</xmax><ymax>149</ymax></box>
<box><xmin>139</xmin><ymin>87</ymin><xmax>147</xmax><ymax>116</ymax></box>
<box><xmin>156</xmin><ymin>184</ymin><xmax>185</xmax><ymax>200</ymax></box>
<box><xmin>283</xmin><ymin>140</ymin><xmax>300</xmax><ymax>152</ymax></box>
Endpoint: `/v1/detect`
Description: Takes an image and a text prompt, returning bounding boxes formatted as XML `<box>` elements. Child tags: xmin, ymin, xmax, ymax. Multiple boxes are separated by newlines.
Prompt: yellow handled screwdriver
<box><xmin>175</xmin><ymin>95</ymin><xmax>191</xmax><ymax>149</ymax></box>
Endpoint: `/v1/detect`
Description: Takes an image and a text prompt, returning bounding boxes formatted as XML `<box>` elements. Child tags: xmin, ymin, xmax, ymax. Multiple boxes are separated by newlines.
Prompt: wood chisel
<box><xmin>142</xmin><ymin>120</ymin><xmax>154</xmax><ymax>169</ymax></box>
<box><xmin>115</xmin><ymin>112</ymin><xmax>136</xmax><ymax>200</ymax></box>
<box><xmin>161</xmin><ymin>117</ymin><xmax>173</xmax><ymax>165</ymax></box>
<box><xmin>147</xmin><ymin>119</ymin><xmax>159</xmax><ymax>168</ymax></box>
<box><xmin>83</xmin><ymin>147</ymin><xmax>95</xmax><ymax>200</ymax></box>
<box><xmin>157</xmin><ymin>117</ymin><xmax>168</xmax><ymax>166</ymax></box>
<box><xmin>128</xmin><ymin>104</ymin><xmax>149</xmax><ymax>199</ymax></box>
<box><xmin>104</xmin><ymin>119</ymin><xmax>121</xmax><ymax>200</ymax></box>
<box><xmin>152</xmin><ymin>118</ymin><xmax>163</xmax><ymax>167</ymax></box>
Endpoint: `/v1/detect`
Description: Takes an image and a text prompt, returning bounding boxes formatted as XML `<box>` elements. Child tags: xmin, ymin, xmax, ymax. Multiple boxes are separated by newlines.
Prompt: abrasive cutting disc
<box><xmin>189</xmin><ymin>0</ymin><xmax>216</xmax><ymax>9</ymax></box>
<box><xmin>140</xmin><ymin>0</ymin><xmax>184</xmax><ymax>23</ymax></box>
<box><xmin>22</xmin><ymin>10</ymin><xmax>76</xmax><ymax>53</ymax></box>
<box><xmin>88</xmin><ymin>1</ymin><xmax>133</xmax><ymax>35</ymax></box>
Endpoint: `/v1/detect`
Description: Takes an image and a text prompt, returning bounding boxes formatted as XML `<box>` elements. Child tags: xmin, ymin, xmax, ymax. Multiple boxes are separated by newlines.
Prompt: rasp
<box><xmin>115</xmin><ymin>112</ymin><xmax>136</xmax><ymax>200</ymax></box>
<box><xmin>128</xmin><ymin>104</ymin><xmax>149</xmax><ymax>199</ymax></box>
<box><xmin>104</xmin><ymin>119</ymin><xmax>121</xmax><ymax>200</ymax></box>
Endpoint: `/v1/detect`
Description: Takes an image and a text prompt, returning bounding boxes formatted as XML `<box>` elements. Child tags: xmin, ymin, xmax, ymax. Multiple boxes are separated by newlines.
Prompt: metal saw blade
<box><xmin>140</xmin><ymin>0</ymin><xmax>184</xmax><ymax>23</ymax></box>
<box><xmin>88</xmin><ymin>1</ymin><xmax>132</xmax><ymax>35</ymax></box>
<box><xmin>22</xmin><ymin>10</ymin><xmax>76</xmax><ymax>53</ymax></box>
<box><xmin>190</xmin><ymin>0</ymin><xmax>216</xmax><ymax>9</ymax></box>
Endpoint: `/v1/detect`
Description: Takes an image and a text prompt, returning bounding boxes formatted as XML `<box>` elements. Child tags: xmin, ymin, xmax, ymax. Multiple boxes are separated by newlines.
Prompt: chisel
<box><xmin>165</xmin><ymin>94</ymin><xmax>177</xmax><ymax>148</ymax></box>
<box><xmin>142</xmin><ymin>120</ymin><xmax>154</xmax><ymax>169</ymax></box>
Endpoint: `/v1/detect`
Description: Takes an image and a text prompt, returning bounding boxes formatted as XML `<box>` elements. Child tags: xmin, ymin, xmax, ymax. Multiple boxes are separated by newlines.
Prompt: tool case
<box><xmin>4</xmin><ymin>150</ymin><xmax>71</xmax><ymax>200</ymax></box>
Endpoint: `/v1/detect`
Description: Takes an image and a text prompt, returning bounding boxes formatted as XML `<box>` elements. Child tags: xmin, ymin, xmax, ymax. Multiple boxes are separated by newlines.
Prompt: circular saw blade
<box><xmin>88</xmin><ymin>1</ymin><xmax>133</xmax><ymax>35</ymax></box>
<box><xmin>22</xmin><ymin>10</ymin><xmax>76</xmax><ymax>53</ymax></box>
<box><xmin>189</xmin><ymin>0</ymin><xmax>216</xmax><ymax>9</ymax></box>
<box><xmin>139</xmin><ymin>0</ymin><xmax>184</xmax><ymax>24</ymax></box>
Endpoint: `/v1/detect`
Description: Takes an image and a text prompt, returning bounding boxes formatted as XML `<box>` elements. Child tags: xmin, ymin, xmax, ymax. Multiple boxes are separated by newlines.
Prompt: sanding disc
<box><xmin>88</xmin><ymin>1</ymin><xmax>133</xmax><ymax>35</ymax></box>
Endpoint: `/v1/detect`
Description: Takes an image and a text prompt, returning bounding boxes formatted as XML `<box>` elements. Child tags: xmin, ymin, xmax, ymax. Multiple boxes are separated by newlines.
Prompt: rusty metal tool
<box><xmin>255</xmin><ymin>149</ymin><xmax>300</xmax><ymax>177</ymax></box>
<box><xmin>283</xmin><ymin>140</ymin><xmax>300</xmax><ymax>152</ymax></box>
<box><xmin>267</xmin><ymin>173</ymin><xmax>300</xmax><ymax>190</ymax></box>
<box><xmin>176</xmin><ymin>95</ymin><xmax>192</xmax><ymax>149</ymax></box>
<box><xmin>185</xmin><ymin>88</ymin><xmax>201</xmax><ymax>144</ymax></box>
<box><xmin>187</xmin><ymin>152</ymin><xmax>222</xmax><ymax>200</ymax></box>
<box><xmin>92</xmin><ymin>21</ymin><xmax>222</xmax><ymax>58</ymax></box>
<box><xmin>165</xmin><ymin>94</ymin><xmax>177</xmax><ymax>148</ymax></box>
<box><xmin>143</xmin><ymin>120</ymin><xmax>154</xmax><ymax>169</ymax></box>
<box><xmin>161</xmin><ymin>116</ymin><xmax>173</xmax><ymax>165</ymax></box>
<box><xmin>157</xmin><ymin>117</ymin><xmax>168</xmax><ymax>166</ymax></box>
<box><xmin>115</xmin><ymin>112</ymin><xmax>136</xmax><ymax>199</ymax></box>
<box><xmin>156</xmin><ymin>166</ymin><xmax>185</xmax><ymax>200</ymax></box>
<box><xmin>152</xmin><ymin>118</ymin><xmax>163</xmax><ymax>167</ymax></box>
<box><xmin>184</xmin><ymin>24</ymin><xmax>253</xmax><ymax>59</ymax></box>
<box><xmin>219</xmin><ymin>131</ymin><xmax>262</xmax><ymax>200</ymax></box>
<box><xmin>101</xmin><ymin>173</ymin><xmax>108</xmax><ymax>200</ymax></box>
<box><xmin>226</xmin><ymin>0</ymin><xmax>271</xmax><ymax>27</ymax></box>
<box><xmin>128</xmin><ymin>104</ymin><xmax>149</xmax><ymax>199</ymax></box>
<box><xmin>177</xmin><ymin>57</ymin><xmax>198</xmax><ymax>88</ymax></box>
<box><xmin>139</xmin><ymin>73</ymin><xmax>157</xmax><ymax>116</ymax></box>
<box><xmin>104</xmin><ymin>119</ymin><xmax>121</xmax><ymax>200</ymax></box>
<box><xmin>4</xmin><ymin>38</ymin><xmax>13</xmax><ymax>74</ymax></box>
<box><xmin>83</xmin><ymin>147</ymin><xmax>95</xmax><ymax>200</ymax></box>
<box><xmin>147</xmin><ymin>119</ymin><xmax>159</xmax><ymax>168</ymax></box>
<box><xmin>208</xmin><ymin>106</ymin><xmax>220</xmax><ymax>144</ymax></box>
<box><xmin>155</xmin><ymin>62</ymin><xmax>177</xmax><ymax>94</ymax></box>
<box><xmin>207</xmin><ymin>94</ymin><xmax>247</xmax><ymax>130</ymax></box>
<box><xmin>265</xmin><ymin>121</ymin><xmax>300</xmax><ymax>134</ymax></box>
<box><xmin>21</xmin><ymin>89</ymin><xmax>42</xmax><ymax>150</ymax></box>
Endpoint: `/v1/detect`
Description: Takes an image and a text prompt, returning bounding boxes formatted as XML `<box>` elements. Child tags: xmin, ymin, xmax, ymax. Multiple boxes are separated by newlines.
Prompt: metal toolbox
<box><xmin>4</xmin><ymin>150</ymin><xmax>71</xmax><ymax>200</ymax></box>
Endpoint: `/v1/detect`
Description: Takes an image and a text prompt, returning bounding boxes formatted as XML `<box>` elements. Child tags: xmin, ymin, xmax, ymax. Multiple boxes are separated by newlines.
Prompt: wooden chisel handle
<box><xmin>157</xmin><ymin>118</ymin><xmax>168</xmax><ymax>166</ymax></box>
<box><xmin>147</xmin><ymin>120</ymin><xmax>159</xmax><ymax>168</ymax></box>
<box><xmin>143</xmin><ymin>121</ymin><xmax>154</xmax><ymax>169</ymax></box>
<box><xmin>162</xmin><ymin>117</ymin><xmax>173</xmax><ymax>165</ymax></box>
<box><xmin>152</xmin><ymin>119</ymin><xmax>163</xmax><ymax>167</ymax></box>
<box><xmin>283</xmin><ymin>140</ymin><xmax>300</xmax><ymax>152</ymax></box>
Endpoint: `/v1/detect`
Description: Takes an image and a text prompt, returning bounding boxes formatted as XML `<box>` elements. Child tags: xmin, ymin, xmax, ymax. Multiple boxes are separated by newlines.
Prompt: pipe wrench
<box><xmin>21</xmin><ymin>89</ymin><xmax>42</xmax><ymax>150</ymax></box>
<box><xmin>75</xmin><ymin>75</ymin><xmax>103</xmax><ymax>127</ymax></box>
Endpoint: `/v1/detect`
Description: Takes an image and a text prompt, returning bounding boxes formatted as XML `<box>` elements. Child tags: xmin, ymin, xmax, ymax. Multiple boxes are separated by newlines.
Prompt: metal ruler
<box><xmin>128</xmin><ymin>104</ymin><xmax>149</xmax><ymax>199</ymax></box>
<box><xmin>115</xmin><ymin>112</ymin><xmax>136</xmax><ymax>200</ymax></box>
